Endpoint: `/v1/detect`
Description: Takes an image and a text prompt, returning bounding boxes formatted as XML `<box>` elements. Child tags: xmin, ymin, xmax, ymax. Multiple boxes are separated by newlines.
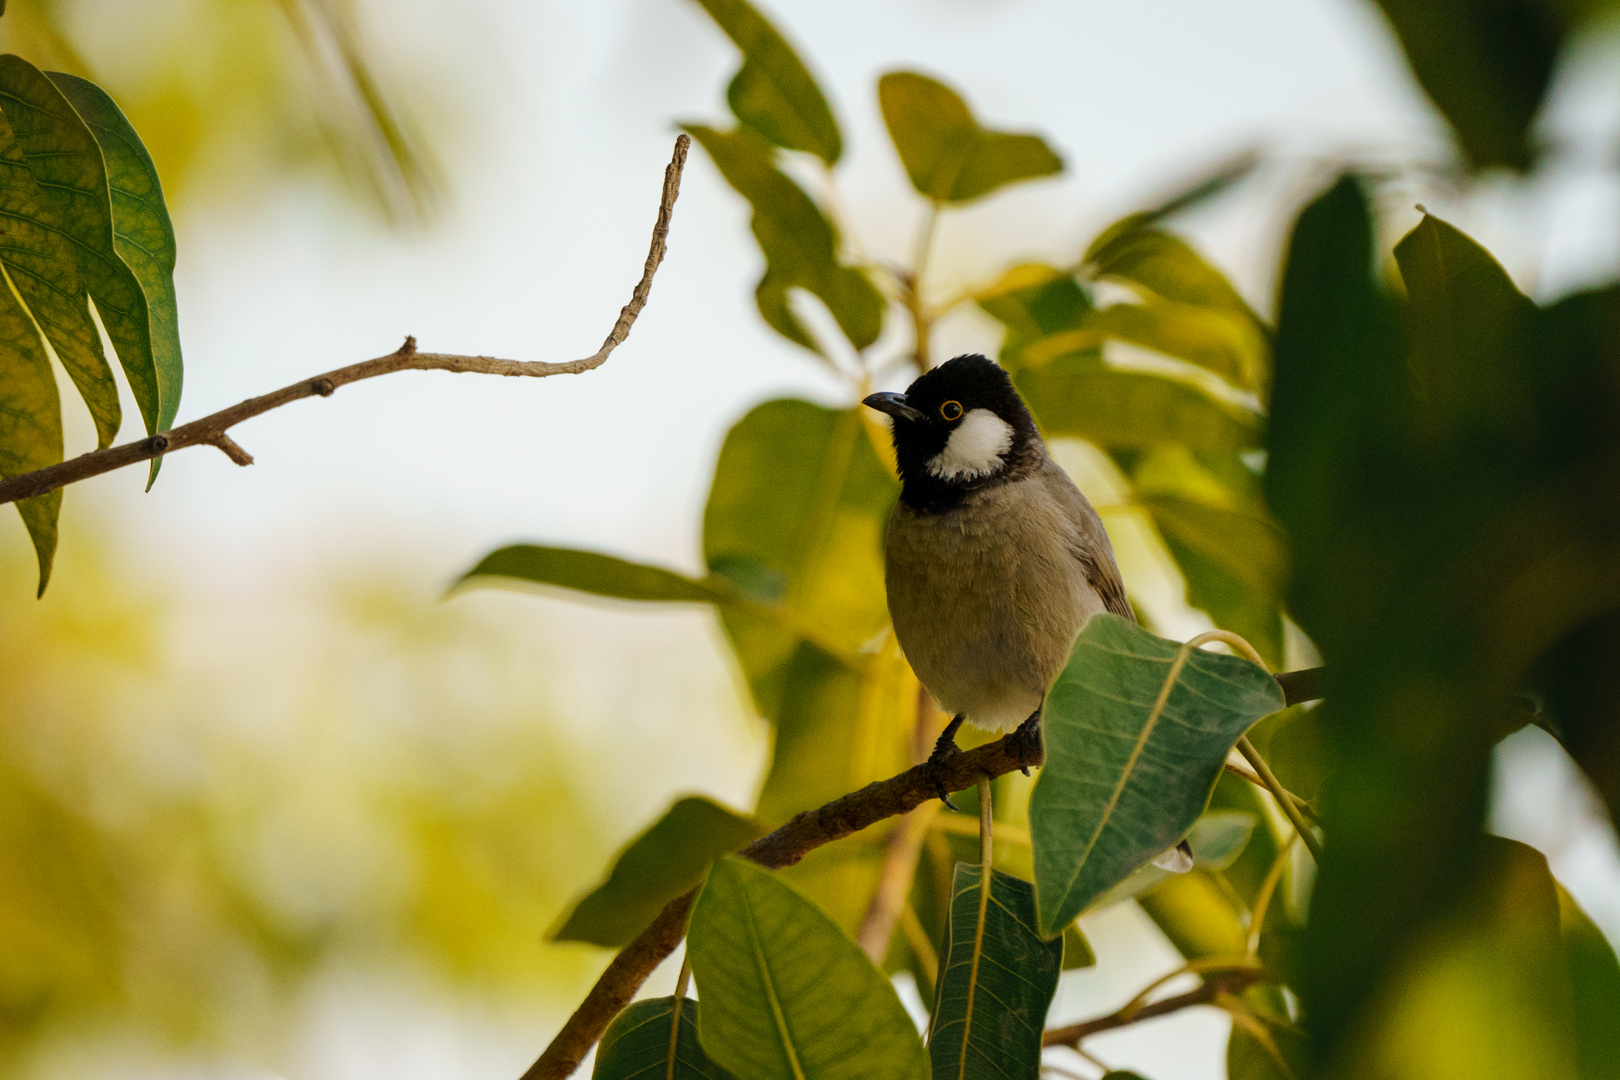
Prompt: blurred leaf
<box><xmin>1101</xmin><ymin>1074</ymin><xmax>1153</xmax><ymax>1080</ymax></box>
<box><xmin>1079</xmin><ymin>300</ymin><xmax>1267</xmax><ymax>393</ymax></box>
<box><xmin>458</xmin><ymin>545</ymin><xmax>732</xmax><ymax>605</ymax></box>
<box><xmin>1372</xmin><ymin>0</ymin><xmax>1570</xmax><ymax>170</ymax></box>
<box><xmin>690</xmin><ymin>0</ymin><xmax>840</xmax><ymax>164</ymax></box>
<box><xmin>1124</xmin><ymin>148</ymin><xmax>1262</xmax><ymax>232</ymax></box>
<box><xmin>48</xmin><ymin>72</ymin><xmax>183</xmax><ymax>483</ymax></box>
<box><xmin>0</xmin><ymin>266</ymin><xmax>62</xmax><ymax>594</ymax></box>
<box><xmin>1017</xmin><ymin>352</ymin><xmax>1261</xmax><ymax>453</ymax></box>
<box><xmin>1030</xmin><ymin>614</ymin><xmax>1283</xmax><ymax>936</ymax></box>
<box><xmin>553</xmin><ymin>796</ymin><xmax>760</xmax><ymax>949</ymax></box>
<box><xmin>688</xmin><ymin>857</ymin><xmax>929</xmax><ymax>1080</ymax></box>
<box><xmin>1227</xmin><ymin>1021</ymin><xmax>1310</xmax><ymax>1080</ymax></box>
<box><xmin>1085</xmin><ymin>226</ymin><xmax>1258</xmax><ymax>325</ymax></box>
<box><xmin>683</xmin><ymin>125</ymin><xmax>880</xmax><ymax>354</ymax></box>
<box><xmin>1557</xmin><ymin>884</ymin><xmax>1620</xmax><ymax>1080</ymax></box>
<box><xmin>0</xmin><ymin>56</ymin><xmax>165</xmax><ymax>439</ymax></box>
<box><xmin>973</xmin><ymin>262</ymin><xmax>1092</xmax><ymax>369</ymax></box>
<box><xmin>703</xmin><ymin>400</ymin><xmax>895</xmax><ymax>722</ymax></box>
<box><xmin>877</xmin><ymin>71</ymin><xmax>1061</xmax><ymax>204</ymax></box>
<box><xmin>1061</xmin><ymin>920</ymin><xmax>1096</xmax><ymax>970</ymax></box>
<box><xmin>0</xmin><ymin>95</ymin><xmax>118</xmax><ymax>449</ymax></box>
<box><xmin>927</xmin><ymin>864</ymin><xmax>1062</xmax><ymax>1080</ymax></box>
<box><xmin>1137</xmin><ymin>871</ymin><xmax>1248</xmax><ymax>960</ymax></box>
<box><xmin>594</xmin><ymin>997</ymin><xmax>737</xmax><ymax>1080</ymax></box>
<box><xmin>1089</xmin><ymin>810</ymin><xmax>1257</xmax><ymax>912</ymax></box>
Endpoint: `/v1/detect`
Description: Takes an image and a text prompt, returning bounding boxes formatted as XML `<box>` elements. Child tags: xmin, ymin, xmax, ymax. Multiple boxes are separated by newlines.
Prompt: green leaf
<box><xmin>703</xmin><ymin>400</ymin><xmax>895</xmax><ymax>722</ymax></box>
<box><xmin>683</xmin><ymin>125</ymin><xmax>880</xmax><ymax>353</ymax></box>
<box><xmin>553</xmin><ymin>797</ymin><xmax>760</xmax><ymax>948</ymax></box>
<box><xmin>1060</xmin><ymin>920</ymin><xmax>1096</xmax><ymax>970</ymax></box>
<box><xmin>927</xmin><ymin>864</ymin><xmax>1062</xmax><ymax>1080</ymax></box>
<box><xmin>1077</xmin><ymin>299</ymin><xmax>1268</xmax><ymax>392</ymax></box>
<box><xmin>1084</xmin><ymin>226</ymin><xmax>1253</xmax><ymax>316</ymax></box>
<box><xmin>1557</xmin><ymin>884</ymin><xmax>1620</xmax><ymax>1080</ymax></box>
<box><xmin>972</xmin><ymin>263</ymin><xmax>1092</xmax><ymax>368</ymax></box>
<box><xmin>594</xmin><ymin>997</ymin><xmax>737</xmax><ymax>1080</ymax></box>
<box><xmin>1137</xmin><ymin>870</ymin><xmax>1249</xmax><ymax>960</ymax></box>
<box><xmin>688</xmin><ymin>857</ymin><xmax>929</xmax><ymax>1080</ymax></box>
<box><xmin>456</xmin><ymin>544</ymin><xmax>733</xmax><ymax>605</ymax></box>
<box><xmin>1372</xmin><ymin>0</ymin><xmax>1570</xmax><ymax>170</ymax></box>
<box><xmin>0</xmin><ymin>56</ymin><xmax>164</xmax><ymax>439</ymax></box>
<box><xmin>0</xmin><ymin>268</ymin><xmax>62</xmax><ymax>594</ymax></box>
<box><xmin>0</xmin><ymin>102</ymin><xmax>119</xmax><ymax>449</ymax></box>
<box><xmin>1088</xmin><ymin>809</ymin><xmax>1257</xmax><ymax>913</ymax></box>
<box><xmin>877</xmin><ymin>72</ymin><xmax>1062</xmax><ymax>204</ymax></box>
<box><xmin>48</xmin><ymin>72</ymin><xmax>183</xmax><ymax>484</ymax></box>
<box><xmin>1029</xmin><ymin>614</ymin><xmax>1284</xmax><ymax>936</ymax></box>
<box><xmin>690</xmin><ymin>0</ymin><xmax>840</xmax><ymax>164</ymax></box>
<box><xmin>1015</xmin><ymin>352</ymin><xmax>1261</xmax><ymax>453</ymax></box>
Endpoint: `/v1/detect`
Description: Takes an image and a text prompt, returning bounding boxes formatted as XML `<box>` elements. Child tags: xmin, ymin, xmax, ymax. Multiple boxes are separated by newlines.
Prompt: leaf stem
<box><xmin>667</xmin><ymin>957</ymin><xmax>692</xmax><ymax>1080</ymax></box>
<box><xmin>0</xmin><ymin>133</ymin><xmax>690</xmax><ymax>508</ymax></box>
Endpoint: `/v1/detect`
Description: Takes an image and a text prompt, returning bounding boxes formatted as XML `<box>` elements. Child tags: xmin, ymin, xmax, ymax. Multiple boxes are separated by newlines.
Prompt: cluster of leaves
<box><xmin>0</xmin><ymin>54</ymin><xmax>182</xmax><ymax>594</ymax></box>
<box><xmin>459</xmin><ymin>2</ymin><xmax>1620</xmax><ymax>1079</ymax></box>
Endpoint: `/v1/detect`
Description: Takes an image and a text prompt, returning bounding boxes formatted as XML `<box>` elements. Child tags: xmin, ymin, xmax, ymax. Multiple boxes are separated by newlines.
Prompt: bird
<box><xmin>864</xmin><ymin>353</ymin><xmax>1193</xmax><ymax>871</ymax></box>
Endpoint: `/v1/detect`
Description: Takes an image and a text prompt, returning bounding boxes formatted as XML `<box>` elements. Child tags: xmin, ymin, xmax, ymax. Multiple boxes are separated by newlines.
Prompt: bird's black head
<box><xmin>863</xmin><ymin>354</ymin><xmax>1042</xmax><ymax>512</ymax></box>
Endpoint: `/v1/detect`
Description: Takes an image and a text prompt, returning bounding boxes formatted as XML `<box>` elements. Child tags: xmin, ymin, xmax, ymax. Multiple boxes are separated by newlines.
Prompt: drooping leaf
<box><xmin>595</xmin><ymin>997</ymin><xmax>736</xmax><ymax>1080</ymax></box>
<box><xmin>1029</xmin><ymin>614</ymin><xmax>1284</xmax><ymax>937</ymax></box>
<box><xmin>702</xmin><ymin>399</ymin><xmax>895</xmax><ymax>722</ymax></box>
<box><xmin>687</xmin><ymin>857</ymin><xmax>929</xmax><ymax>1080</ymax></box>
<box><xmin>1015</xmin><ymin>353</ymin><xmax>1261</xmax><ymax>453</ymax></box>
<box><xmin>1557</xmin><ymin>884</ymin><xmax>1620</xmax><ymax>1080</ymax></box>
<box><xmin>48</xmin><ymin>72</ymin><xmax>183</xmax><ymax>483</ymax></box>
<box><xmin>0</xmin><ymin>56</ymin><xmax>163</xmax><ymax>438</ymax></box>
<box><xmin>689</xmin><ymin>0</ymin><xmax>840</xmax><ymax>164</ymax></box>
<box><xmin>927</xmin><ymin>864</ymin><xmax>1062</xmax><ymax>1080</ymax></box>
<box><xmin>683</xmin><ymin>125</ymin><xmax>880</xmax><ymax>353</ymax></box>
<box><xmin>553</xmin><ymin>796</ymin><xmax>760</xmax><ymax>948</ymax></box>
<box><xmin>1372</xmin><ymin>0</ymin><xmax>1570</xmax><ymax>170</ymax></box>
<box><xmin>877</xmin><ymin>72</ymin><xmax>1061</xmax><ymax>204</ymax></box>
<box><xmin>0</xmin><ymin>104</ymin><xmax>118</xmax><ymax>449</ymax></box>
<box><xmin>456</xmin><ymin>544</ymin><xmax>734</xmax><ymax>605</ymax></box>
<box><xmin>0</xmin><ymin>268</ymin><xmax>62</xmax><ymax>594</ymax></box>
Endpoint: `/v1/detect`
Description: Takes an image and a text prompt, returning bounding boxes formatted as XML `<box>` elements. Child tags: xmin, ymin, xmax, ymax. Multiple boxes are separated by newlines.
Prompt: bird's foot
<box><xmin>1007</xmin><ymin>710</ymin><xmax>1043</xmax><ymax>776</ymax></box>
<box><xmin>927</xmin><ymin>716</ymin><xmax>967</xmax><ymax>810</ymax></box>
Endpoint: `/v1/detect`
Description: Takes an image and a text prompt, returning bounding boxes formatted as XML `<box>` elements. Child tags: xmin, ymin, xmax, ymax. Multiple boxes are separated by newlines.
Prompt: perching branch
<box><xmin>1041</xmin><ymin>965</ymin><xmax>1275</xmax><ymax>1047</ymax></box>
<box><xmin>520</xmin><ymin>666</ymin><xmax>1327</xmax><ymax>1080</ymax></box>
<box><xmin>0</xmin><ymin>134</ymin><xmax>691</xmax><ymax>508</ymax></box>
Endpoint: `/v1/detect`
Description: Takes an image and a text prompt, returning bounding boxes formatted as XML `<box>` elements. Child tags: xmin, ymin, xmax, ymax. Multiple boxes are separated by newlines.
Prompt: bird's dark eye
<box><xmin>940</xmin><ymin>400</ymin><xmax>963</xmax><ymax>421</ymax></box>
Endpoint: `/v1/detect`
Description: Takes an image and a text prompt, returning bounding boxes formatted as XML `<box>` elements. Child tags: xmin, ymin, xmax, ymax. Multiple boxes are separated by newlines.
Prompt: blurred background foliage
<box><xmin>0</xmin><ymin>0</ymin><xmax>1619</xmax><ymax>1078</ymax></box>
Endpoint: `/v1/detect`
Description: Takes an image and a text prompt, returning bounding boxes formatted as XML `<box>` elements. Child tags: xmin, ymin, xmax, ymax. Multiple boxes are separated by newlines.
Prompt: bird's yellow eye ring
<box><xmin>940</xmin><ymin>400</ymin><xmax>963</xmax><ymax>421</ymax></box>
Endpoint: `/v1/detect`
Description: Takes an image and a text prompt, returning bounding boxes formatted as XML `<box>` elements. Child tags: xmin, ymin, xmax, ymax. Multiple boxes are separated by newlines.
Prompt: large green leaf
<box><xmin>1076</xmin><ymin>300</ymin><xmax>1267</xmax><ymax>393</ymax></box>
<box><xmin>927</xmin><ymin>864</ymin><xmax>1062</xmax><ymax>1080</ymax></box>
<box><xmin>972</xmin><ymin>262</ymin><xmax>1092</xmax><ymax>370</ymax></box>
<box><xmin>0</xmin><ymin>269</ymin><xmax>61</xmax><ymax>594</ymax></box>
<box><xmin>1372</xmin><ymin>0</ymin><xmax>1570</xmax><ymax>170</ymax></box>
<box><xmin>703</xmin><ymin>399</ymin><xmax>895</xmax><ymax>722</ymax></box>
<box><xmin>49</xmin><ymin>72</ymin><xmax>183</xmax><ymax>483</ymax></box>
<box><xmin>0</xmin><ymin>56</ymin><xmax>163</xmax><ymax>438</ymax></box>
<box><xmin>1085</xmin><ymin>226</ymin><xmax>1256</xmax><ymax>321</ymax></box>
<box><xmin>594</xmin><ymin>997</ymin><xmax>736</xmax><ymax>1080</ymax></box>
<box><xmin>689</xmin><ymin>0</ymin><xmax>840</xmax><ymax>165</ymax></box>
<box><xmin>1015</xmin><ymin>352</ymin><xmax>1261</xmax><ymax>453</ymax></box>
<box><xmin>553</xmin><ymin>796</ymin><xmax>760</xmax><ymax>948</ymax></box>
<box><xmin>877</xmin><ymin>72</ymin><xmax>1061</xmax><ymax>204</ymax></box>
<box><xmin>683</xmin><ymin>125</ymin><xmax>880</xmax><ymax>353</ymax></box>
<box><xmin>1558</xmin><ymin>884</ymin><xmax>1620</xmax><ymax>1080</ymax></box>
<box><xmin>0</xmin><ymin>104</ymin><xmax>118</xmax><ymax>449</ymax></box>
<box><xmin>1029</xmin><ymin>614</ymin><xmax>1284</xmax><ymax>937</ymax></box>
<box><xmin>687</xmin><ymin>857</ymin><xmax>929</xmax><ymax>1080</ymax></box>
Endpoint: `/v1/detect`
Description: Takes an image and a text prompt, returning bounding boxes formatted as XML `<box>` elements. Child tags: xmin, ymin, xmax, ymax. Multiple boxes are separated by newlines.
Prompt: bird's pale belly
<box><xmin>884</xmin><ymin>484</ymin><xmax>1107</xmax><ymax>732</ymax></box>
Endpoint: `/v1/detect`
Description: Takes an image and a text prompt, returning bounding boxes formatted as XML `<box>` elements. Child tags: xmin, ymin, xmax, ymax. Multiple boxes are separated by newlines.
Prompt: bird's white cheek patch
<box><xmin>926</xmin><ymin>409</ymin><xmax>1015</xmax><ymax>481</ymax></box>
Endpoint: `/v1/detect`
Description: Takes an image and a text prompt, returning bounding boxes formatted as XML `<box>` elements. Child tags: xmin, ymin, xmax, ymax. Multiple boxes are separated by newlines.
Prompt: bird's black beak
<box><xmin>863</xmin><ymin>391</ymin><xmax>925</xmax><ymax>423</ymax></box>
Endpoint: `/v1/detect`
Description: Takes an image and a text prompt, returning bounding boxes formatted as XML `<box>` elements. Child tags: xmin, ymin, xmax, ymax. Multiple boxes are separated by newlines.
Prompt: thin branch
<box><xmin>1239</xmin><ymin>736</ymin><xmax>1324</xmax><ymax>862</ymax></box>
<box><xmin>0</xmin><ymin>133</ymin><xmax>691</xmax><ymax>508</ymax></box>
<box><xmin>521</xmin><ymin>664</ymin><xmax>1328</xmax><ymax>1080</ymax></box>
<box><xmin>1222</xmin><ymin>760</ymin><xmax>1321</xmax><ymax>825</ymax></box>
<box><xmin>1041</xmin><ymin>966</ymin><xmax>1274</xmax><ymax>1047</ymax></box>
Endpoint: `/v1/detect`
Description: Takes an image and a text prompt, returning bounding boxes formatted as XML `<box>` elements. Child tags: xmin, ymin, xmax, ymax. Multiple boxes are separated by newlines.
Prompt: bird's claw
<box><xmin>1007</xmin><ymin>715</ymin><xmax>1042</xmax><ymax>776</ymax></box>
<box><xmin>927</xmin><ymin>738</ymin><xmax>963</xmax><ymax>810</ymax></box>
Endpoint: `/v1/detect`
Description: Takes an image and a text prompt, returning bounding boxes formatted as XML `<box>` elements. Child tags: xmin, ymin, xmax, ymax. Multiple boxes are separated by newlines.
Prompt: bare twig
<box><xmin>1041</xmin><ymin>966</ymin><xmax>1274</xmax><ymax>1047</ymax></box>
<box><xmin>521</xmin><ymin>663</ymin><xmax>1327</xmax><ymax>1080</ymax></box>
<box><xmin>0</xmin><ymin>134</ymin><xmax>691</xmax><ymax>508</ymax></box>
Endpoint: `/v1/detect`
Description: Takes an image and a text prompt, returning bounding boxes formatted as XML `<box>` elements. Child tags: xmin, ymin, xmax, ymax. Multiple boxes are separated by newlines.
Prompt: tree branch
<box><xmin>0</xmin><ymin>133</ymin><xmax>691</xmax><ymax>508</ymax></box>
<box><xmin>1041</xmin><ymin>966</ymin><xmax>1274</xmax><ymax>1047</ymax></box>
<box><xmin>520</xmin><ymin>665</ymin><xmax>1326</xmax><ymax>1080</ymax></box>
